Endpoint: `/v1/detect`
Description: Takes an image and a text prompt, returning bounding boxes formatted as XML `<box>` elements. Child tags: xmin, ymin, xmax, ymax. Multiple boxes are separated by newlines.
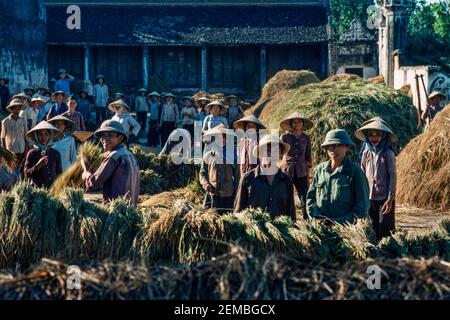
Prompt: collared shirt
<box><xmin>160</xmin><ymin>103</ymin><xmax>179</xmax><ymax>124</ymax></box>
<box><xmin>47</xmin><ymin>102</ymin><xmax>68</xmax><ymax>119</ymax></box>
<box><xmin>202</xmin><ymin>115</ymin><xmax>228</xmax><ymax>131</ymax></box>
<box><xmin>55</xmin><ymin>78</ymin><xmax>74</xmax><ymax>96</ymax></box>
<box><xmin>20</xmin><ymin>106</ymin><xmax>39</xmax><ymax>130</ymax></box>
<box><xmin>306</xmin><ymin>158</ymin><xmax>370</xmax><ymax>224</ymax></box>
<box><xmin>112</xmin><ymin>113</ymin><xmax>141</xmax><ymax>137</ymax></box>
<box><xmin>280</xmin><ymin>132</ymin><xmax>312</xmax><ymax>178</ymax></box>
<box><xmin>361</xmin><ymin>149</ymin><xmax>396</xmax><ymax>201</ymax></box>
<box><xmin>234</xmin><ymin>166</ymin><xmax>296</xmax><ymax>220</ymax></box>
<box><xmin>62</xmin><ymin>110</ymin><xmax>86</xmax><ymax>131</ymax></box>
<box><xmin>51</xmin><ymin>134</ymin><xmax>77</xmax><ymax>171</ymax></box>
<box><xmin>181</xmin><ymin>106</ymin><xmax>196</xmax><ymax>125</ymax></box>
<box><xmin>76</xmin><ymin>98</ymin><xmax>91</xmax><ymax>124</ymax></box>
<box><xmin>226</xmin><ymin>105</ymin><xmax>244</xmax><ymax>125</ymax></box>
<box><xmin>85</xmin><ymin>144</ymin><xmax>140</xmax><ymax>205</ymax></box>
<box><xmin>135</xmin><ymin>96</ymin><xmax>149</xmax><ymax>112</ymax></box>
<box><xmin>93</xmin><ymin>84</ymin><xmax>109</xmax><ymax>107</ymax></box>
<box><xmin>149</xmin><ymin>101</ymin><xmax>161</xmax><ymax>120</ymax></box>
<box><xmin>200</xmin><ymin>149</ymin><xmax>238</xmax><ymax>198</ymax></box>
<box><xmin>1</xmin><ymin>115</ymin><xmax>27</xmax><ymax>153</ymax></box>
<box><xmin>237</xmin><ymin>136</ymin><xmax>259</xmax><ymax>176</ymax></box>
<box><xmin>24</xmin><ymin>147</ymin><xmax>62</xmax><ymax>188</ymax></box>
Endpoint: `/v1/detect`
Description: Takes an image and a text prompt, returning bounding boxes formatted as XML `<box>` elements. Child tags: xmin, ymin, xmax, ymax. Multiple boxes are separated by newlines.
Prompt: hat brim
<box><xmin>253</xmin><ymin>141</ymin><xmax>290</xmax><ymax>159</ymax></box>
<box><xmin>354</xmin><ymin>128</ymin><xmax>398</xmax><ymax>144</ymax></box>
<box><xmin>321</xmin><ymin>140</ymin><xmax>355</xmax><ymax>148</ymax></box>
<box><xmin>205</xmin><ymin>104</ymin><xmax>228</xmax><ymax>113</ymax></box>
<box><xmin>48</xmin><ymin>117</ymin><xmax>77</xmax><ymax>135</ymax></box>
<box><xmin>280</xmin><ymin>117</ymin><xmax>314</xmax><ymax>131</ymax></box>
<box><xmin>233</xmin><ymin>118</ymin><xmax>266</xmax><ymax>131</ymax></box>
<box><xmin>94</xmin><ymin>127</ymin><xmax>128</xmax><ymax>142</ymax></box>
<box><xmin>108</xmin><ymin>103</ymin><xmax>130</xmax><ymax>113</ymax></box>
<box><xmin>6</xmin><ymin>103</ymin><xmax>26</xmax><ymax>112</ymax></box>
<box><xmin>25</xmin><ymin>123</ymin><xmax>63</xmax><ymax>143</ymax></box>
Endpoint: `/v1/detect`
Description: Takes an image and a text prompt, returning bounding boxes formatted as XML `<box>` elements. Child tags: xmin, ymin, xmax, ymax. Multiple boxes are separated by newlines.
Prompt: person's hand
<box><xmin>381</xmin><ymin>199</ymin><xmax>394</xmax><ymax>215</ymax></box>
<box><xmin>35</xmin><ymin>156</ymin><xmax>49</xmax><ymax>169</ymax></box>
<box><xmin>82</xmin><ymin>170</ymin><xmax>92</xmax><ymax>181</ymax></box>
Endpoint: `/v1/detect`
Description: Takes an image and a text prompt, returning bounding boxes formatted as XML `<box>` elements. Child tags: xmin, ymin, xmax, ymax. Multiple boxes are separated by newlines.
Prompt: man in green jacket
<box><xmin>306</xmin><ymin>129</ymin><xmax>370</xmax><ymax>224</ymax></box>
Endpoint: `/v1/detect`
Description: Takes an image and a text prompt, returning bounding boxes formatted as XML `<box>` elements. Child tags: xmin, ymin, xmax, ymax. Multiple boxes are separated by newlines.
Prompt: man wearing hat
<box><xmin>422</xmin><ymin>90</ymin><xmax>446</xmax><ymax>126</ymax></box>
<box><xmin>47</xmin><ymin>91</ymin><xmax>69</xmax><ymax>120</ymax></box>
<box><xmin>48</xmin><ymin>115</ymin><xmax>77</xmax><ymax>171</ymax></box>
<box><xmin>306</xmin><ymin>129</ymin><xmax>370</xmax><ymax>224</ymax></box>
<box><xmin>234</xmin><ymin>134</ymin><xmax>296</xmax><ymax>220</ymax></box>
<box><xmin>55</xmin><ymin>69</ymin><xmax>75</xmax><ymax>96</ymax></box>
<box><xmin>200</xmin><ymin>124</ymin><xmax>238</xmax><ymax>214</ymax></box>
<box><xmin>20</xmin><ymin>96</ymin><xmax>45</xmax><ymax>131</ymax></box>
<box><xmin>0</xmin><ymin>78</ymin><xmax>10</xmax><ymax>113</ymax></box>
<box><xmin>356</xmin><ymin>118</ymin><xmax>397</xmax><ymax>240</ymax></box>
<box><xmin>23</xmin><ymin>121</ymin><xmax>63</xmax><ymax>188</ymax></box>
<box><xmin>233</xmin><ymin>115</ymin><xmax>266</xmax><ymax>176</ymax></box>
<box><xmin>195</xmin><ymin>96</ymin><xmax>210</xmax><ymax>125</ymax></box>
<box><xmin>82</xmin><ymin>120</ymin><xmax>140</xmax><ymax>206</ymax></box>
<box><xmin>109</xmin><ymin>99</ymin><xmax>141</xmax><ymax>141</ymax></box>
<box><xmin>279</xmin><ymin>111</ymin><xmax>313</xmax><ymax>219</ymax></box>
<box><xmin>93</xmin><ymin>75</ymin><xmax>109</xmax><ymax>124</ymax></box>
<box><xmin>1</xmin><ymin>99</ymin><xmax>28</xmax><ymax>166</ymax></box>
<box><xmin>224</xmin><ymin>95</ymin><xmax>244</xmax><ymax>127</ymax></box>
<box><xmin>147</xmin><ymin>91</ymin><xmax>162</xmax><ymax>147</ymax></box>
<box><xmin>202</xmin><ymin>100</ymin><xmax>229</xmax><ymax>131</ymax></box>
<box><xmin>135</xmin><ymin>88</ymin><xmax>149</xmax><ymax>134</ymax></box>
<box><xmin>159</xmin><ymin>93</ymin><xmax>179</xmax><ymax>147</ymax></box>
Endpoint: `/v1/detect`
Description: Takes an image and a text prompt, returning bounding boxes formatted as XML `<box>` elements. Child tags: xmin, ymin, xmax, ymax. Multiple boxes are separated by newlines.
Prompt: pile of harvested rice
<box><xmin>322</xmin><ymin>73</ymin><xmax>362</xmax><ymax>84</ymax></box>
<box><xmin>396</xmin><ymin>104</ymin><xmax>450</xmax><ymax>210</ymax></box>
<box><xmin>247</xmin><ymin>70</ymin><xmax>320</xmax><ymax>116</ymax></box>
<box><xmin>367</xmin><ymin>75</ymin><xmax>385</xmax><ymax>85</ymax></box>
<box><xmin>192</xmin><ymin>91</ymin><xmax>252</xmax><ymax>110</ymax></box>
<box><xmin>0</xmin><ymin>145</ymin><xmax>18</xmax><ymax>172</ymax></box>
<box><xmin>1</xmin><ymin>251</ymin><xmax>448</xmax><ymax>300</ymax></box>
<box><xmin>256</xmin><ymin>78</ymin><xmax>419</xmax><ymax>166</ymax></box>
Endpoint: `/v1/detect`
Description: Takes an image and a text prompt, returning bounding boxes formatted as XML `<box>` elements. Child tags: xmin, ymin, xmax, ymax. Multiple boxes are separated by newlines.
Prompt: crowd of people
<box><xmin>0</xmin><ymin>70</ymin><xmax>447</xmax><ymax>241</ymax></box>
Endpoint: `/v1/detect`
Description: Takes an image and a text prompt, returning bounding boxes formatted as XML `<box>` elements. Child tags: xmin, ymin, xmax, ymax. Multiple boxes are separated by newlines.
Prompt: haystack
<box><xmin>257</xmin><ymin>78</ymin><xmax>419</xmax><ymax>166</ymax></box>
<box><xmin>396</xmin><ymin>104</ymin><xmax>450</xmax><ymax>210</ymax></box>
<box><xmin>322</xmin><ymin>73</ymin><xmax>362</xmax><ymax>84</ymax></box>
<box><xmin>247</xmin><ymin>69</ymin><xmax>320</xmax><ymax>116</ymax></box>
<box><xmin>0</xmin><ymin>145</ymin><xmax>18</xmax><ymax>172</ymax></box>
<box><xmin>367</xmin><ymin>75</ymin><xmax>385</xmax><ymax>85</ymax></box>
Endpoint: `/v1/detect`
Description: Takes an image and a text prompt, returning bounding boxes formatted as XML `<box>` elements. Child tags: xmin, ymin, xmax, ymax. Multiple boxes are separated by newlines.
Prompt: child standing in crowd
<box><xmin>356</xmin><ymin>118</ymin><xmax>397</xmax><ymax>240</ymax></box>
<box><xmin>47</xmin><ymin>91</ymin><xmax>68</xmax><ymax>120</ymax></box>
<box><xmin>200</xmin><ymin>124</ymin><xmax>238</xmax><ymax>214</ymax></box>
<box><xmin>307</xmin><ymin>129</ymin><xmax>370</xmax><ymax>224</ymax></box>
<box><xmin>48</xmin><ymin>115</ymin><xmax>77</xmax><ymax>171</ymax></box>
<box><xmin>82</xmin><ymin>120</ymin><xmax>140</xmax><ymax>205</ymax></box>
<box><xmin>76</xmin><ymin>89</ymin><xmax>91</xmax><ymax>127</ymax></box>
<box><xmin>180</xmin><ymin>96</ymin><xmax>196</xmax><ymax>138</ymax></box>
<box><xmin>93</xmin><ymin>75</ymin><xmax>109</xmax><ymax>124</ymax></box>
<box><xmin>224</xmin><ymin>95</ymin><xmax>244</xmax><ymax>127</ymax></box>
<box><xmin>24</xmin><ymin>121</ymin><xmax>63</xmax><ymax>188</ymax></box>
<box><xmin>62</xmin><ymin>95</ymin><xmax>86</xmax><ymax>131</ymax></box>
<box><xmin>202</xmin><ymin>100</ymin><xmax>228</xmax><ymax>131</ymax></box>
<box><xmin>54</xmin><ymin>69</ymin><xmax>75</xmax><ymax>96</ymax></box>
<box><xmin>196</xmin><ymin>96</ymin><xmax>210</xmax><ymax>125</ymax></box>
<box><xmin>147</xmin><ymin>91</ymin><xmax>161</xmax><ymax>147</ymax></box>
<box><xmin>135</xmin><ymin>88</ymin><xmax>149</xmax><ymax>134</ymax></box>
<box><xmin>233</xmin><ymin>115</ymin><xmax>266</xmax><ymax>176</ymax></box>
<box><xmin>279</xmin><ymin>112</ymin><xmax>313</xmax><ymax>219</ymax></box>
<box><xmin>21</xmin><ymin>96</ymin><xmax>45</xmax><ymax>131</ymax></box>
<box><xmin>1</xmin><ymin>99</ymin><xmax>28</xmax><ymax>166</ymax></box>
<box><xmin>159</xmin><ymin>93</ymin><xmax>179</xmax><ymax>146</ymax></box>
<box><xmin>234</xmin><ymin>134</ymin><xmax>296</xmax><ymax>221</ymax></box>
<box><xmin>109</xmin><ymin>99</ymin><xmax>141</xmax><ymax>141</ymax></box>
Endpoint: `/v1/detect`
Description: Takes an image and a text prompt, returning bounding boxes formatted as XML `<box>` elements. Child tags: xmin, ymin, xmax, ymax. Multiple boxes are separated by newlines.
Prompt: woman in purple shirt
<box><xmin>355</xmin><ymin>118</ymin><xmax>397</xmax><ymax>240</ymax></box>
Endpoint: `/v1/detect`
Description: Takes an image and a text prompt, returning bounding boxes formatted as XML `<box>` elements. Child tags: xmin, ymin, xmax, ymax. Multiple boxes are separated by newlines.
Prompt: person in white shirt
<box><xmin>93</xmin><ymin>75</ymin><xmax>109</xmax><ymax>125</ymax></box>
<box><xmin>109</xmin><ymin>99</ymin><xmax>141</xmax><ymax>144</ymax></box>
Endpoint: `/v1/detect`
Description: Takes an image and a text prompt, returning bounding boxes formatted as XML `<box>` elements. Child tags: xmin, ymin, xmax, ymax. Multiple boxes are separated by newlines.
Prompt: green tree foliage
<box><xmin>329</xmin><ymin>0</ymin><xmax>375</xmax><ymax>37</ymax></box>
<box><xmin>407</xmin><ymin>0</ymin><xmax>450</xmax><ymax>70</ymax></box>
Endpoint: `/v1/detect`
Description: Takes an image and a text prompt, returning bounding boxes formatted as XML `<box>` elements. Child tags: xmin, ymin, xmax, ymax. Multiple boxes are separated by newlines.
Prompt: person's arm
<box><xmin>24</xmin><ymin>150</ymin><xmax>45</xmax><ymax>178</ymax></box>
<box><xmin>129</xmin><ymin>115</ymin><xmax>141</xmax><ymax>137</ymax></box>
<box><xmin>55</xmin><ymin>150</ymin><xmax>63</xmax><ymax>177</ymax></box>
<box><xmin>1</xmin><ymin>120</ymin><xmax>7</xmax><ymax>147</ymax></box>
<box><xmin>84</xmin><ymin>156</ymin><xmax>118</xmax><ymax>192</ymax></box>
<box><xmin>67</xmin><ymin>74</ymin><xmax>75</xmax><ymax>81</ymax></box>
<box><xmin>174</xmin><ymin>104</ymin><xmax>179</xmax><ymax>123</ymax></box>
<box><xmin>305</xmin><ymin>137</ymin><xmax>312</xmax><ymax>169</ymax></box>
<box><xmin>306</xmin><ymin>168</ymin><xmax>321</xmax><ymax>218</ymax></box>
<box><xmin>159</xmin><ymin>105</ymin><xmax>165</xmax><ymax>127</ymax></box>
<box><xmin>233</xmin><ymin>173</ymin><xmax>248</xmax><ymax>213</ymax></box>
<box><xmin>199</xmin><ymin>158</ymin><xmax>214</xmax><ymax>193</ymax></box>
<box><xmin>69</xmin><ymin>137</ymin><xmax>77</xmax><ymax>165</ymax></box>
<box><xmin>350</xmin><ymin>166</ymin><xmax>370</xmax><ymax>220</ymax></box>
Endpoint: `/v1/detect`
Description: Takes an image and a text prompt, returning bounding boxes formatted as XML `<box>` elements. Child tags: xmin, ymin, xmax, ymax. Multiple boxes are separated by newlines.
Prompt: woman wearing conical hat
<box><xmin>355</xmin><ymin>118</ymin><xmax>397</xmax><ymax>240</ymax></box>
<box><xmin>279</xmin><ymin>111</ymin><xmax>314</xmax><ymax>219</ymax></box>
<box><xmin>233</xmin><ymin>115</ymin><xmax>266</xmax><ymax>176</ymax></box>
<box><xmin>23</xmin><ymin>121</ymin><xmax>63</xmax><ymax>188</ymax></box>
<box><xmin>48</xmin><ymin>115</ymin><xmax>77</xmax><ymax>171</ymax></box>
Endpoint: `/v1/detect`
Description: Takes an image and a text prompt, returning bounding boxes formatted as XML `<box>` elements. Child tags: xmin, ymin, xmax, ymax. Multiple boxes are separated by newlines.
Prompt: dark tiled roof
<box><xmin>46</xmin><ymin>4</ymin><xmax>329</xmax><ymax>45</ymax></box>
